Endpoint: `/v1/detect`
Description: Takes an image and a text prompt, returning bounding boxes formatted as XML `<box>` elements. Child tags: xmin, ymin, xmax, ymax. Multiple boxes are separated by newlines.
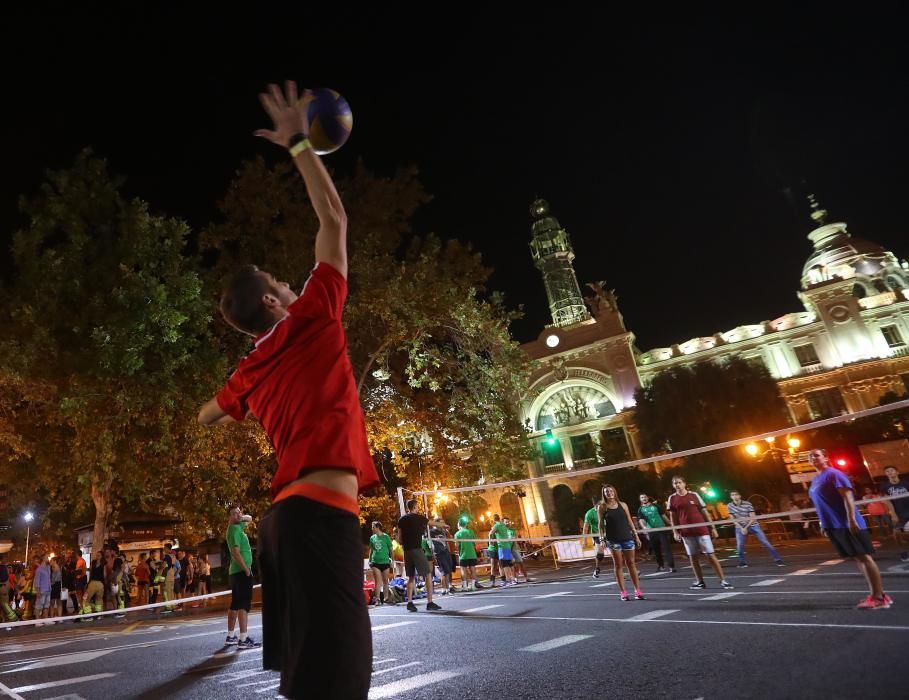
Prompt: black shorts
<box><xmin>826</xmin><ymin>527</ymin><xmax>875</xmax><ymax>558</ymax></box>
<box><xmin>259</xmin><ymin>495</ymin><xmax>371</xmax><ymax>700</ymax></box>
<box><xmin>174</xmin><ymin>577</ymin><xmax>184</xmax><ymax>594</ymax></box>
<box><xmin>460</xmin><ymin>558</ymin><xmax>478</xmax><ymax>568</ymax></box>
<box><xmin>51</xmin><ymin>582</ymin><xmax>61</xmax><ymax>600</ymax></box>
<box><xmin>436</xmin><ymin>551</ymin><xmax>454</xmax><ymax>575</ymax></box>
<box><xmin>488</xmin><ymin>549</ymin><xmax>499</xmax><ymax>560</ymax></box>
<box><xmin>229</xmin><ymin>572</ymin><xmax>253</xmax><ymax>611</ymax></box>
<box><xmin>403</xmin><ymin>549</ymin><xmax>432</xmax><ymax>577</ymax></box>
<box><xmin>371</xmin><ymin>562</ymin><xmax>390</xmax><ymax>572</ymax></box>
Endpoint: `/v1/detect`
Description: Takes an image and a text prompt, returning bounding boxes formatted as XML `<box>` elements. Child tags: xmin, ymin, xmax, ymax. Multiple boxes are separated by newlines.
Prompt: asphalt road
<box><xmin>1</xmin><ymin>539</ymin><xmax>907</xmax><ymax>700</ymax></box>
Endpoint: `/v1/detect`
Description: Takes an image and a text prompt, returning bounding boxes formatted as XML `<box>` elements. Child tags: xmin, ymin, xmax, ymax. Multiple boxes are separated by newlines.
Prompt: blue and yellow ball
<box><xmin>300</xmin><ymin>88</ymin><xmax>353</xmax><ymax>155</ymax></box>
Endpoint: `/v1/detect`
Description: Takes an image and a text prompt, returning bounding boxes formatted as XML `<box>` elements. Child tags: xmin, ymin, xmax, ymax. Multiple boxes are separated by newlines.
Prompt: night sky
<box><xmin>3</xmin><ymin>9</ymin><xmax>908</xmax><ymax>348</ymax></box>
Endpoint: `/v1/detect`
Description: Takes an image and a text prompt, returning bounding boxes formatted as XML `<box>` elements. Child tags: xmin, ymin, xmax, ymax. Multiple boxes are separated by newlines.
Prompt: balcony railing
<box><xmin>543</xmin><ymin>462</ymin><xmax>567</xmax><ymax>474</ymax></box>
<box><xmin>573</xmin><ymin>457</ymin><xmax>598</xmax><ymax>468</ymax></box>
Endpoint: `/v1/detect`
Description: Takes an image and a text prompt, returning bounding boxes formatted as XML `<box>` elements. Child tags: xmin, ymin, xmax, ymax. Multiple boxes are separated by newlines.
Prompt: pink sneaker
<box><xmin>883</xmin><ymin>594</ymin><xmax>894</xmax><ymax>606</ymax></box>
<box><xmin>634</xmin><ymin>589</ymin><xmax>646</xmax><ymax>600</ymax></box>
<box><xmin>620</xmin><ymin>591</ymin><xmax>630</xmax><ymax>601</ymax></box>
<box><xmin>856</xmin><ymin>595</ymin><xmax>891</xmax><ymax>610</ymax></box>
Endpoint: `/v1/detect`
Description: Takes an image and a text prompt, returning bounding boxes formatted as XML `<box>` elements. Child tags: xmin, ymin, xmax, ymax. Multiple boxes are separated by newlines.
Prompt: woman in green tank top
<box><xmin>368</xmin><ymin>522</ymin><xmax>395</xmax><ymax>606</ymax></box>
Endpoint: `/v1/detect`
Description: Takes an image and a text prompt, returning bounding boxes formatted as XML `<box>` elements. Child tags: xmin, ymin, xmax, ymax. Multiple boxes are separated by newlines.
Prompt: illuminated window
<box><xmin>805</xmin><ymin>388</ymin><xmax>847</xmax><ymax>420</ymax></box>
<box><xmin>793</xmin><ymin>343</ymin><xmax>820</xmax><ymax>367</ymax></box>
<box><xmin>881</xmin><ymin>325</ymin><xmax>905</xmax><ymax>348</ymax></box>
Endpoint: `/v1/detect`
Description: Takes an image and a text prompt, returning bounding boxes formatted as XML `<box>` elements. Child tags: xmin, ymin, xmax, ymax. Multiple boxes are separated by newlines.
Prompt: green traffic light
<box><xmin>706</xmin><ymin>489</ymin><xmax>717</xmax><ymax>499</ymax></box>
<box><xmin>544</xmin><ymin>429</ymin><xmax>557</xmax><ymax>446</ymax></box>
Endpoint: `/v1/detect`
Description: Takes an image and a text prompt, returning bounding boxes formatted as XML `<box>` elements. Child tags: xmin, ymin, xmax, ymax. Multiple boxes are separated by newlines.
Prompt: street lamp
<box><xmin>23</xmin><ymin>511</ymin><xmax>34</xmax><ymax>564</ymax></box>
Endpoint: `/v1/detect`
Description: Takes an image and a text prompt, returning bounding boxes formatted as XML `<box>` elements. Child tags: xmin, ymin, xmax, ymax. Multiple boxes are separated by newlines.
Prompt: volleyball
<box><xmin>300</xmin><ymin>88</ymin><xmax>353</xmax><ymax>155</ymax></box>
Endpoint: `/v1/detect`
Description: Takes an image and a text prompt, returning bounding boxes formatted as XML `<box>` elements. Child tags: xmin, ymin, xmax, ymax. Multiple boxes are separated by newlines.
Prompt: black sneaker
<box><xmin>736</xmin><ymin>563</ymin><xmax>749</xmax><ymax>568</ymax></box>
<box><xmin>474</xmin><ymin>582</ymin><xmax>485</xmax><ymax>590</ymax></box>
<box><xmin>406</xmin><ymin>602</ymin><xmax>418</xmax><ymax>612</ymax></box>
<box><xmin>238</xmin><ymin>637</ymin><xmax>261</xmax><ymax>649</ymax></box>
<box><xmin>426</xmin><ymin>602</ymin><xmax>442</xmax><ymax>611</ymax></box>
<box><xmin>775</xmin><ymin>561</ymin><xmax>785</xmax><ymax>567</ymax></box>
<box><xmin>593</xmin><ymin>568</ymin><xmax>600</xmax><ymax>579</ymax></box>
<box><xmin>721</xmin><ymin>581</ymin><xmax>734</xmax><ymax>589</ymax></box>
<box><xmin>225</xmin><ymin>634</ymin><xmax>239</xmax><ymax>645</ymax></box>
<box><xmin>690</xmin><ymin>581</ymin><xmax>707</xmax><ymax>589</ymax></box>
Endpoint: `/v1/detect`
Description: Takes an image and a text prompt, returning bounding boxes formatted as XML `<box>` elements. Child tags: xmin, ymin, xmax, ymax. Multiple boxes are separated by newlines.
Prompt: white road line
<box><xmin>820</xmin><ymin>559</ymin><xmax>845</xmax><ymax>566</ymax></box>
<box><xmin>236</xmin><ymin>677</ymin><xmax>280</xmax><ymax>689</ymax></box>
<box><xmin>224</xmin><ymin>671</ymin><xmax>272</xmax><ymax>685</ymax></box>
<box><xmin>701</xmin><ymin>592</ymin><xmax>742</xmax><ymax>601</ymax></box>
<box><xmin>533</xmin><ymin>591</ymin><xmax>572</xmax><ymax>599</ymax></box>
<box><xmin>644</xmin><ymin>571</ymin><xmax>671</xmax><ymax>577</ymax></box>
<box><xmin>5</xmin><ymin>649</ymin><xmax>115</xmax><ymax>672</ymax></box>
<box><xmin>791</xmin><ymin>569</ymin><xmax>818</xmax><ymax>576</ymax></box>
<box><xmin>626</xmin><ymin>609</ymin><xmax>680</xmax><ymax>621</ymax></box>
<box><xmin>369</xmin><ymin>670</ymin><xmax>463</xmax><ymax>699</ymax></box>
<box><xmin>371</xmin><ymin>621</ymin><xmax>419</xmax><ymax>632</ymax></box>
<box><xmin>519</xmin><ymin>635</ymin><xmax>593</xmax><ymax>652</ymax></box>
<box><xmin>373</xmin><ymin>658</ymin><xmax>399</xmax><ymax>666</ymax></box>
<box><xmin>254</xmin><ymin>682</ymin><xmax>282</xmax><ymax>694</ymax></box>
<box><xmin>0</xmin><ymin>681</ymin><xmax>24</xmax><ymax>700</ymax></box>
<box><xmin>10</xmin><ymin>673</ymin><xmax>117</xmax><ymax>693</ymax></box>
<box><xmin>590</xmin><ymin>582</ymin><xmax>618</xmax><ymax>588</ymax></box>
<box><xmin>461</xmin><ymin>605</ymin><xmax>503</xmax><ymax>613</ymax></box>
<box><xmin>750</xmin><ymin>579</ymin><xmax>785</xmax><ymax>587</ymax></box>
<box><xmin>372</xmin><ymin>661</ymin><xmax>422</xmax><ymax>676</ymax></box>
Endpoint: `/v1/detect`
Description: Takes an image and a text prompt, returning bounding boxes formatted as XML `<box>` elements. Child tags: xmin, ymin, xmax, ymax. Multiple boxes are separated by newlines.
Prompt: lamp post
<box><xmin>744</xmin><ymin>436</ymin><xmax>805</xmax><ymax>491</ymax></box>
<box><xmin>23</xmin><ymin>511</ymin><xmax>34</xmax><ymax>564</ymax></box>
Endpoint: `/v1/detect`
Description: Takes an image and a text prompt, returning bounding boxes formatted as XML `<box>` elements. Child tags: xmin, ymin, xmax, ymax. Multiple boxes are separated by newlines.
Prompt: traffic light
<box><xmin>544</xmin><ymin>429</ymin><xmax>557</xmax><ymax>446</ymax></box>
<box><xmin>705</xmin><ymin>488</ymin><xmax>718</xmax><ymax>500</ymax></box>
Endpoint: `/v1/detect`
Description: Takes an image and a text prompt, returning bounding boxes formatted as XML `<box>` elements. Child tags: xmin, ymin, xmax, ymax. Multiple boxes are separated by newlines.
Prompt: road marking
<box><xmin>790</xmin><ymin>569</ymin><xmax>817</xmax><ymax>576</ymax></box>
<box><xmin>0</xmin><ymin>681</ymin><xmax>25</xmax><ymax>700</ymax></box>
<box><xmin>701</xmin><ymin>592</ymin><xmax>741</xmax><ymax>601</ymax></box>
<box><xmin>644</xmin><ymin>571</ymin><xmax>671</xmax><ymax>577</ymax></box>
<box><xmin>460</xmin><ymin>605</ymin><xmax>503</xmax><ymax>613</ymax></box>
<box><xmin>0</xmin><ymin>641</ymin><xmax>75</xmax><ymax>655</ymax></box>
<box><xmin>120</xmin><ymin>622</ymin><xmax>142</xmax><ymax>635</ymax></box>
<box><xmin>750</xmin><ymin>579</ymin><xmax>785</xmax><ymax>587</ymax></box>
<box><xmin>533</xmin><ymin>591</ymin><xmax>571</xmax><ymax>599</ymax></box>
<box><xmin>371</xmin><ymin>621</ymin><xmax>419</xmax><ymax>632</ymax></box>
<box><xmin>820</xmin><ymin>559</ymin><xmax>844</xmax><ymax>566</ymax></box>
<box><xmin>369</xmin><ymin>670</ymin><xmax>463</xmax><ymax>698</ymax></box>
<box><xmin>254</xmin><ymin>683</ymin><xmax>281</xmax><ymax>694</ymax></box>
<box><xmin>626</xmin><ymin>609</ymin><xmax>679</xmax><ymax>621</ymax></box>
<box><xmin>10</xmin><ymin>673</ymin><xmax>117</xmax><ymax>693</ymax></box>
<box><xmin>373</xmin><ymin>658</ymin><xmax>399</xmax><ymax>666</ymax></box>
<box><xmin>372</xmin><ymin>661</ymin><xmax>421</xmax><ymax>676</ymax></box>
<box><xmin>222</xmin><ymin>670</ymin><xmax>271</xmax><ymax>684</ymax></box>
<box><xmin>519</xmin><ymin>635</ymin><xmax>593</xmax><ymax>652</ymax></box>
<box><xmin>5</xmin><ymin>649</ymin><xmax>115</xmax><ymax>672</ymax></box>
<box><xmin>590</xmin><ymin>582</ymin><xmax>617</xmax><ymax>588</ymax></box>
<box><xmin>236</xmin><ymin>677</ymin><xmax>279</xmax><ymax>689</ymax></box>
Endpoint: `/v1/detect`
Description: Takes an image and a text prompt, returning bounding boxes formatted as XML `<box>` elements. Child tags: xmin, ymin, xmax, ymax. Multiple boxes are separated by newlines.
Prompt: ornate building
<box><xmin>511</xmin><ymin>197</ymin><xmax>909</xmax><ymax>537</ymax></box>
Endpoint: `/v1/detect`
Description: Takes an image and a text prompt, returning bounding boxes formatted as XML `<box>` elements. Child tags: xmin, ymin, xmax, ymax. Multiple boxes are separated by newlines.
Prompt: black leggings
<box><xmin>649</xmin><ymin>531</ymin><xmax>675</xmax><ymax>568</ymax></box>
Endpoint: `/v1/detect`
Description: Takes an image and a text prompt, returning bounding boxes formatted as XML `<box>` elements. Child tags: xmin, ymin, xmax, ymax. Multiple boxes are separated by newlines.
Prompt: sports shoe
<box><xmin>474</xmin><ymin>582</ymin><xmax>485</xmax><ymax>590</ymax></box>
<box><xmin>736</xmin><ymin>563</ymin><xmax>749</xmax><ymax>568</ymax></box>
<box><xmin>620</xmin><ymin>591</ymin><xmax>630</xmax><ymax>601</ymax></box>
<box><xmin>225</xmin><ymin>634</ymin><xmax>239</xmax><ymax>645</ymax></box>
<box><xmin>426</xmin><ymin>602</ymin><xmax>442</xmax><ymax>611</ymax></box>
<box><xmin>899</xmin><ymin>552</ymin><xmax>908</xmax><ymax>563</ymax></box>
<box><xmin>775</xmin><ymin>561</ymin><xmax>785</xmax><ymax>567</ymax></box>
<box><xmin>634</xmin><ymin>589</ymin><xmax>646</xmax><ymax>600</ymax></box>
<box><xmin>721</xmin><ymin>581</ymin><xmax>734</xmax><ymax>589</ymax></box>
<box><xmin>593</xmin><ymin>568</ymin><xmax>600</xmax><ymax>579</ymax></box>
<box><xmin>406</xmin><ymin>602</ymin><xmax>418</xmax><ymax>612</ymax></box>
<box><xmin>883</xmin><ymin>594</ymin><xmax>894</xmax><ymax>606</ymax></box>
<box><xmin>669</xmin><ymin>567</ymin><xmax>677</xmax><ymax>573</ymax></box>
<box><xmin>856</xmin><ymin>595</ymin><xmax>891</xmax><ymax>610</ymax></box>
<box><xmin>449</xmin><ymin>587</ymin><xmax>457</xmax><ymax>594</ymax></box>
<box><xmin>690</xmin><ymin>581</ymin><xmax>706</xmax><ymax>589</ymax></box>
<box><xmin>656</xmin><ymin>566</ymin><xmax>665</xmax><ymax>572</ymax></box>
<box><xmin>238</xmin><ymin>637</ymin><xmax>261</xmax><ymax>648</ymax></box>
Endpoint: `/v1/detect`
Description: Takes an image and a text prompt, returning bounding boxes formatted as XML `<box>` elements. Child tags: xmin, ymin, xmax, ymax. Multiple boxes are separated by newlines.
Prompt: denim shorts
<box><xmin>607</xmin><ymin>539</ymin><xmax>636</xmax><ymax>551</ymax></box>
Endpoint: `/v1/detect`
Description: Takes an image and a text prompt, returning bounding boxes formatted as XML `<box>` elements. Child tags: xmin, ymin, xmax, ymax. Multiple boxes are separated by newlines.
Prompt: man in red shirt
<box><xmin>667</xmin><ymin>476</ymin><xmax>733</xmax><ymax>590</ymax></box>
<box><xmin>198</xmin><ymin>81</ymin><xmax>378</xmax><ymax>700</ymax></box>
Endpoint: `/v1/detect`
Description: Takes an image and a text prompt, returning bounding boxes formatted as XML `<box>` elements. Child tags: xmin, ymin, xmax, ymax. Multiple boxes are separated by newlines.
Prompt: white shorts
<box><xmin>682</xmin><ymin>535</ymin><xmax>714</xmax><ymax>556</ymax></box>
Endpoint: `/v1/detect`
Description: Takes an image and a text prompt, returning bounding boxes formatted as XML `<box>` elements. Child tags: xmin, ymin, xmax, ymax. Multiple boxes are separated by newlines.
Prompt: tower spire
<box><xmin>528</xmin><ymin>199</ymin><xmax>591</xmax><ymax>328</ymax></box>
<box><xmin>807</xmin><ymin>193</ymin><xmax>828</xmax><ymax>225</ymax></box>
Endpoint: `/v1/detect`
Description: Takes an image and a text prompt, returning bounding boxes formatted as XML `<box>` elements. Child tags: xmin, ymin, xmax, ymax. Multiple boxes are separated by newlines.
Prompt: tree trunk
<box><xmin>90</xmin><ymin>478</ymin><xmax>113</xmax><ymax>558</ymax></box>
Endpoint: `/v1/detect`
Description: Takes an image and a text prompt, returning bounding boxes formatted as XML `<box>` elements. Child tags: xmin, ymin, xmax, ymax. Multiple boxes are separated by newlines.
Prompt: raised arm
<box><xmin>256</xmin><ymin>81</ymin><xmax>348</xmax><ymax>278</ymax></box>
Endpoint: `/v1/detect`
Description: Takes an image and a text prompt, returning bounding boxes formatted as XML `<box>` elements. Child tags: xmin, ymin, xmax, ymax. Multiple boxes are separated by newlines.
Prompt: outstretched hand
<box><xmin>255</xmin><ymin>81</ymin><xmax>311</xmax><ymax>148</ymax></box>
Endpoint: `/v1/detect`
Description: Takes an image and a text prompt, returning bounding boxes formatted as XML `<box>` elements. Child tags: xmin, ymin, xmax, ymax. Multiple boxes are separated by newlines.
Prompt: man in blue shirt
<box><xmin>808</xmin><ymin>448</ymin><xmax>891</xmax><ymax>610</ymax></box>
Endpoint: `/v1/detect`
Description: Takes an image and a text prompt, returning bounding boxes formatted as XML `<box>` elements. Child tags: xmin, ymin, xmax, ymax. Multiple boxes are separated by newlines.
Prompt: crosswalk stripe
<box><xmin>701</xmin><ymin>592</ymin><xmax>741</xmax><ymax>601</ymax></box>
<box><xmin>373</xmin><ymin>658</ymin><xmax>399</xmax><ymax>666</ymax></box>
<box><xmin>220</xmin><ymin>670</ymin><xmax>271</xmax><ymax>684</ymax></box>
<box><xmin>461</xmin><ymin>605</ymin><xmax>503</xmax><ymax>613</ymax></box>
<box><xmin>820</xmin><ymin>559</ymin><xmax>844</xmax><ymax>566</ymax></box>
<box><xmin>11</xmin><ymin>673</ymin><xmax>117</xmax><ymax>693</ymax></box>
<box><xmin>533</xmin><ymin>591</ymin><xmax>571</xmax><ymax>599</ymax></box>
<box><xmin>372</xmin><ymin>621</ymin><xmax>419</xmax><ymax>631</ymax></box>
<box><xmin>590</xmin><ymin>582</ymin><xmax>617</xmax><ymax>588</ymax></box>
<box><xmin>626</xmin><ymin>609</ymin><xmax>679</xmax><ymax>621</ymax></box>
<box><xmin>791</xmin><ymin>569</ymin><xmax>818</xmax><ymax>576</ymax></box>
<box><xmin>519</xmin><ymin>635</ymin><xmax>593</xmax><ymax>652</ymax></box>
<box><xmin>750</xmin><ymin>579</ymin><xmax>785</xmax><ymax>587</ymax></box>
<box><xmin>369</xmin><ymin>670</ymin><xmax>463</xmax><ymax>699</ymax></box>
<box><xmin>372</xmin><ymin>661</ymin><xmax>421</xmax><ymax>676</ymax></box>
<box><xmin>254</xmin><ymin>682</ymin><xmax>282</xmax><ymax>694</ymax></box>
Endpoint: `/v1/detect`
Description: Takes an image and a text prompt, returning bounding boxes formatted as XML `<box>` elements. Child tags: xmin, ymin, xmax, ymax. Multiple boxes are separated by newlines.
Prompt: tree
<box><xmin>201</xmin><ymin>158</ymin><xmax>531</xmax><ymax>524</ymax></box>
<box><xmin>634</xmin><ymin>357</ymin><xmax>792</xmax><ymax>497</ymax></box>
<box><xmin>0</xmin><ymin>152</ymin><xmax>219</xmax><ymax>552</ymax></box>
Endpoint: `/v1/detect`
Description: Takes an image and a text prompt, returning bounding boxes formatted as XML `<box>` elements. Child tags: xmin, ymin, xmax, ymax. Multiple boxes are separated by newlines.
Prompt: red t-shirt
<box><xmin>217</xmin><ymin>263</ymin><xmax>379</xmax><ymax>499</ymax></box>
<box><xmin>667</xmin><ymin>491</ymin><xmax>710</xmax><ymax>537</ymax></box>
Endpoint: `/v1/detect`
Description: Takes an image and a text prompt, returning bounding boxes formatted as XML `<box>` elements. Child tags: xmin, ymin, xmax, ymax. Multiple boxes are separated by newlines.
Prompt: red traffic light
<box><xmin>835</xmin><ymin>458</ymin><xmax>848</xmax><ymax>467</ymax></box>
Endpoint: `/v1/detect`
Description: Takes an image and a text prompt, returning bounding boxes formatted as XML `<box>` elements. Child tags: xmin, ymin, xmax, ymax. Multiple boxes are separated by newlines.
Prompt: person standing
<box><xmin>599</xmin><ymin>485</ymin><xmax>645</xmax><ymax>600</ymax></box>
<box><xmin>368</xmin><ymin>522</ymin><xmax>394</xmax><ymax>606</ymax></box>
<box><xmin>225</xmin><ymin>506</ymin><xmax>259</xmax><ymax>646</ymax></box>
<box><xmin>582</xmin><ymin>498</ymin><xmax>606</xmax><ymax>579</ymax></box>
<box><xmin>0</xmin><ymin>556</ymin><xmax>16</xmax><ymax>622</ymax></box>
<box><xmin>33</xmin><ymin>555</ymin><xmax>51</xmax><ymax>623</ymax></box>
<box><xmin>455</xmin><ymin>520</ymin><xmax>483</xmax><ymax>591</ymax></box>
<box><xmin>82</xmin><ymin>552</ymin><xmax>105</xmax><ymax>617</ymax></box>
<box><xmin>504</xmin><ymin>518</ymin><xmax>530</xmax><ymax>583</ymax></box>
<box><xmin>135</xmin><ymin>553</ymin><xmax>150</xmax><ymax>606</ymax></box>
<box><xmin>49</xmin><ymin>556</ymin><xmax>62</xmax><ymax>620</ymax></box>
<box><xmin>490</xmin><ymin>515</ymin><xmax>515</xmax><ymax>586</ymax></box>
<box><xmin>397</xmin><ymin>499</ymin><xmax>447</xmax><ymax>612</ymax></box>
<box><xmin>197</xmin><ymin>554</ymin><xmax>211</xmax><ymax>603</ymax></box>
<box><xmin>637</xmin><ymin>494</ymin><xmax>675</xmax><ymax>572</ymax></box>
<box><xmin>73</xmin><ymin>549</ymin><xmax>87</xmax><ymax>618</ymax></box>
<box><xmin>880</xmin><ymin>465</ymin><xmax>909</xmax><ymax>562</ymax></box>
<box><xmin>430</xmin><ymin>527</ymin><xmax>456</xmax><ymax>595</ymax></box>
<box><xmin>728</xmin><ymin>490</ymin><xmax>784</xmax><ymax>568</ymax></box>
<box><xmin>667</xmin><ymin>476</ymin><xmax>733</xmax><ymax>590</ymax></box>
<box><xmin>808</xmin><ymin>449</ymin><xmax>891</xmax><ymax>609</ymax></box>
